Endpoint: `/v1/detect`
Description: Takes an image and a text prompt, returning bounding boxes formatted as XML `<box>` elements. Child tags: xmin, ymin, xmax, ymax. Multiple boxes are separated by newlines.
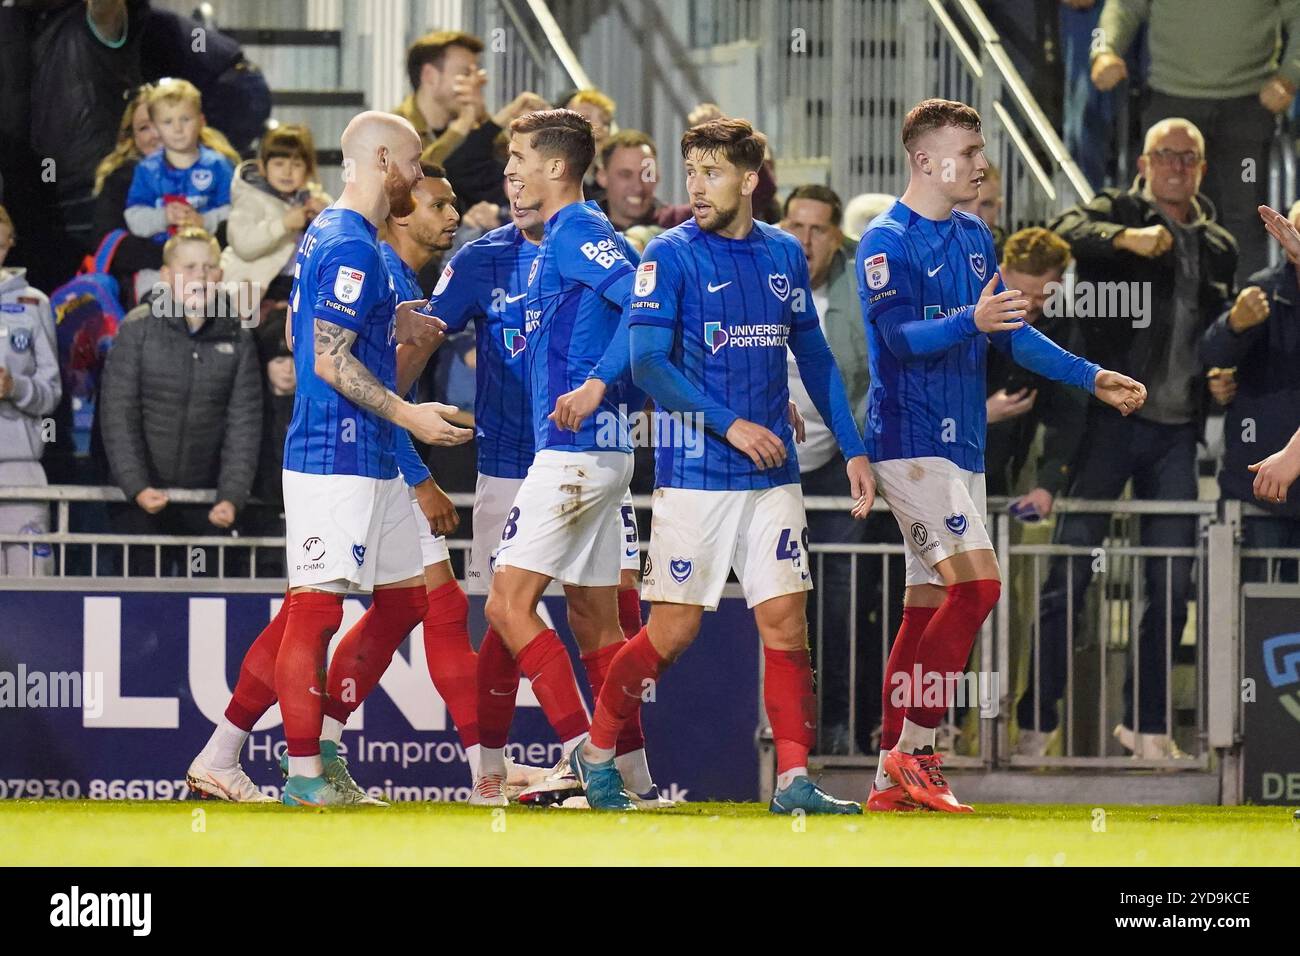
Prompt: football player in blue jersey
<box><xmin>415</xmin><ymin>185</ymin><xmax>670</xmax><ymax>807</ymax></box>
<box><xmin>568</xmin><ymin>118</ymin><xmax>875</xmax><ymax>814</ymax></box>
<box><xmin>269</xmin><ymin>112</ymin><xmax>473</xmax><ymax>806</ymax></box>
<box><xmin>857</xmin><ymin>99</ymin><xmax>1145</xmax><ymax>812</ymax></box>
<box><xmin>473</xmin><ymin>109</ymin><xmax>647</xmax><ymax>810</ymax></box>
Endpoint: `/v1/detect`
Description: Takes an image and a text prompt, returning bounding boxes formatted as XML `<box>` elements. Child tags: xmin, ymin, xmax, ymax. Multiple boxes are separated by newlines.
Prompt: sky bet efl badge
<box><xmin>635</xmin><ymin>261</ymin><xmax>657</xmax><ymax>296</ymax></box>
<box><xmin>334</xmin><ymin>266</ymin><xmax>364</xmax><ymax>304</ymax></box>
<box><xmin>865</xmin><ymin>252</ymin><xmax>889</xmax><ymax>290</ymax></box>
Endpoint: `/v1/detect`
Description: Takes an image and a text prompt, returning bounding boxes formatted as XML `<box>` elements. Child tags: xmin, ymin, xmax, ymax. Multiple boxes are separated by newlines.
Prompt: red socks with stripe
<box><xmin>421</xmin><ymin>580</ymin><xmax>479</xmax><ymax>748</ymax></box>
<box><xmin>322</xmin><ymin>585</ymin><xmax>428</xmax><ymax>726</ymax></box>
<box><xmin>904</xmin><ymin>579</ymin><xmax>1001</xmax><ymax>729</ymax></box>
<box><xmin>581</xmin><ymin>640</ymin><xmax>646</xmax><ymax>755</ymax></box>
<box><xmin>515</xmin><ymin>629</ymin><xmax>590</xmax><ymax>743</ymax></box>
<box><xmin>763</xmin><ymin>647</ymin><xmax>817</xmax><ymax>777</ymax></box>
<box><xmin>274</xmin><ymin>591</ymin><xmax>345</xmax><ymax>757</ymax></box>
<box><xmin>881</xmin><ymin>605</ymin><xmax>938</xmax><ymax>750</ymax></box>
<box><xmin>590</xmin><ymin>627</ymin><xmax>664</xmax><ymax>751</ymax></box>
<box><xmin>225</xmin><ymin>594</ymin><xmax>290</xmax><ymax>731</ymax></box>
<box><xmin>476</xmin><ymin>627</ymin><xmax>520</xmax><ymax>749</ymax></box>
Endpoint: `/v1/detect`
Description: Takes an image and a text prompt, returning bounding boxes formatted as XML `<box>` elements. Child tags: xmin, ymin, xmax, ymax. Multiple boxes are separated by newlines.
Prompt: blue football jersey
<box><xmin>628</xmin><ymin>219</ymin><xmax>819</xmax><ymax>490</ymax></box>
<box><xmin>526</xmin><ymin>201</ymin><xmax>637</xmax><ymax>454</ymax></box>
<box><xmin>425</xmin><ymin>223</ymin><xmax>539</xmax><ymax>479</ymax></box>
<box><xmin>125</xmin><ymin>146</ymin><xmax>234</xmax><ymax>242</ymax></box>
<box><xmin>380</xmin><ymin>241</ymin><xmax>434</xmax><ymax>488</ymax></box>
<box><xmin>283</xmin><ymin>207</ymin><xmax>400</xmax><ymax>478</ymax></box>
<box><xmin>857</xmin><ymin>202</ymin><xmax>1003</xmax><ymax>472</ymax></box>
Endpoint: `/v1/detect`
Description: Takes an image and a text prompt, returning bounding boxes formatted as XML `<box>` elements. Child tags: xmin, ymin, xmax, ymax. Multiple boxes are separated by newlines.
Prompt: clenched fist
<box><xmin>1091</xmin><ymin>51</ymin><xmax>1128</xmax><ymax>91</ymax></box>
<box><xmin>1115</xmin><ymin>225</ymin><xmax>1173</xmax><ymax>258</ymax></box>
<box><xmin>1228</xmin><ymin>287</ymin><xmax>1270</xmax><ymax>333</ymax></box>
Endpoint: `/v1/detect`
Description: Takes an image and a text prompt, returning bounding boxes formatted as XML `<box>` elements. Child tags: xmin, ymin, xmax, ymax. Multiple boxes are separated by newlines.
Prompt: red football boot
<box><xmin>866</xmin><ymin>782</ymin><xmax>922</xmax><ymax>812</ymax></box>
<box><xmin>882</xmin><ymin>745</ymin><xmax>973</xmax><ymax>813</ymax></box>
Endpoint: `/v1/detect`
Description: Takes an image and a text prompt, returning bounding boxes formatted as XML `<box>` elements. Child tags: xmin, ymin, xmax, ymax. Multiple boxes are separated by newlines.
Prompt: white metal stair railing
<box><xmin>734</xmin><ymin>0</ymin><xmax>1092</xmax><ymax>230</ymax></box>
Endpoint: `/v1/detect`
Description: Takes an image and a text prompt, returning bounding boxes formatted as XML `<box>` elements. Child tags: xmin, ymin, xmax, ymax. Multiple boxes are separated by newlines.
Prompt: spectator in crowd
<box><xmin>985</xmin><ymin>227</ymin><xmax>1088</xmax><ymax>517</ymax></box>
<box><xmin>563</xmin><ymin>88</ymin><xmax>616</xmax><ymax>200</ymax></box>
<box><xmin>1200</xmin><ymin>200</ymin><xmax>1300</xmax><ymax>582</ymax></box>
<box><xmin>100</xmin><ymin>228</ymin><xmax>261</xmax><ymax>576</ymax></box>
<box><xmin>138</xmin><ymin>5</ymin><xmax>271</xmax><ymax>155</ymax></box>
<box><xmin>595</xmin><ymin>130</ymin><xmax>691</xmax><ymax>238</ymax></box>
<box><xmin>955</xmin><ymin>164</ymin><xmax>1006</xmax><ymax>259</ymax></box>
<box><xmin>0</xmin><ymin>204</ymin><xmax>61</xmax><ymax>576</ymax></box>
<box><xmin>1090</xmin><ymin>0</ymin><xmax>1300</xmax><ymax>281</ymax></box>
<box><xmin>779</xmin><ymin>184</ymin><xmax>877</xmax><ymax>752</ymax></box>
<box><xmin>395</xmin><ymin>30</ymin><xmax>547</xmax><ymax>209</ymax></box>
<box><xmin>1059</xmin><ymin>0</ymin><xmax>1144</xmax><ymax>191</ymax></box>
<box><xmin>0</xmin><ymin>0</ymin><xmax>145</xmax><ymax>291</ymax></box>
<box><xmin>1019</xmin><ymin>117</ymin><xmax>1237</xmax><ymax>759</ymax></box>
<box><xmin>220</xmin><ymin>124</ymin><xmax>331</xmax><ymax>317</ymax></box>
<box><xmin>94</xmin><ymin>85</ymin><xmax>241</xmax><ymax>305</ymax></box>
<box><xmin>124</xmin><ymin>79</ymin><xmax>235</xmax><ymax>247</ymax></box>
<box><xmin>841</xmin><ymin>192</ymin><xmax>895</xmax><ymax>242</ymax></box>
<box><xmin>243</xmin><ymin>302</ymin><xmax>294</xmax><ymax>576</ymax></box>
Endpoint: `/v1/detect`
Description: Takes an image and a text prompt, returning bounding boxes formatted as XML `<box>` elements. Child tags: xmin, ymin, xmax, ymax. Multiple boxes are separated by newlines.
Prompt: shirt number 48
<box><xmin>775</xmin><ymin>527</ymin><xmax>811</xmax><ymax>580</ymax></box>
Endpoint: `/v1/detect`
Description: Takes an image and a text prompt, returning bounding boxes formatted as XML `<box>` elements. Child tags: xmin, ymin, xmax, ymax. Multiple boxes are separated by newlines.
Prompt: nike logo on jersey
<box><xmin>927</xmin><ymin>263</ymin><xmax>944</xmax><ymax>277</ymax></box>
<box><xmin>707</xmin><ymin>281</ymin><xmax>732</xmax><ymax>293</ymax></box>
<box><xmin>504</xmin><ymin>292</ymin><xmax>526</xmax><ymax>303</ymax></box>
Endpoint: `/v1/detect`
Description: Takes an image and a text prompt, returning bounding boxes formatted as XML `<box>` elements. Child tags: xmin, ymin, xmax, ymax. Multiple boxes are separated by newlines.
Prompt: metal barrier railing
<box><xmin>1</xmin><ymin>487</ymin><xmax>1289</xmax><ymax>793</ymax></box>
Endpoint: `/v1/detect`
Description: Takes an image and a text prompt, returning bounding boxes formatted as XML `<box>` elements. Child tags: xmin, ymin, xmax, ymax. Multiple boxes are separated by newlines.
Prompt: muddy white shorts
<box><xmin>871</xmin><ymin>456</ymin><xmax>991</xmax><ymax>587</ymax></box>
<box><xmin>489</xmin><ymin>450</ymin><xmax>635</xmax><ymax>588</ymax></box>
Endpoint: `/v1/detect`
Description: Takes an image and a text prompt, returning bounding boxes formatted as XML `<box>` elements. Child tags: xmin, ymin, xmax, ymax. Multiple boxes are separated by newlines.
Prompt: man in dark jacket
<box><xmin>1017</xmin><ymin>118</ymin><xmax>1237</xmax><ymax>758</ymax></box>
<box><xmin>1201</xmin><ymin>200</ymin><xmax>1300</xmax><ymax>581</ymax></box>
<box><xmin>985</xmin><ymin>227</ymin><xmax>1088</xmax><ymax>513</ymax></box>
<box><xmin>100</xmin><ymin>227</ymin><xmax>262</xmax><ymax>576</ymax></box>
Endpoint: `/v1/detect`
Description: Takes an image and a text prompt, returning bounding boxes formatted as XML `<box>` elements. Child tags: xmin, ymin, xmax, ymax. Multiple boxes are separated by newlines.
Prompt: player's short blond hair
<box><xmin>145</xmin><ymin>78</ymin><xmax>204</xmax><ymax>120</ymax></box>
<box><xmin>1002</xmin><ymin>227</ymin><xmax>1071</xmax><ymax>277</ymax></box>
<box><xmin>162</xmin><ymin>227</ymin><xmax>220</xmax><ymax>265</ymax></box>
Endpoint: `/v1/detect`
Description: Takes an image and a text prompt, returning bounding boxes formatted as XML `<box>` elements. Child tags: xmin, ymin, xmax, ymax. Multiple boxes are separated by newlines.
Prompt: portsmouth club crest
<box><xmin>768</xmin><ymin>273</ymin><xmax>790</xmax><ymax>302</ymax></box>
<box><xmin>704</xmin><ymin>320</ymin><xmax>729</xmax><ymax>355</ymax></box>
<box><xmin>527</xmin><ymin>257</ymin><xmax>540</xmax><ymax>287</ymax></box>
<box><xmin>190</xmin><ymin>168</ymin><xmax>214</xmax><ymax>191</ymax></box>
<box><xmin>945</xmin><ymin>513</ymin><xmax>968</xmax><ymax>536</ymax></box>
<box><xmin>669</xmin><ymin>557</ymin><xmax>693</xmax><ymax>584</ymax></box>
<box><xmin>969</xmin><ymin>253</ymin><xmax>987</xmax><ymax>281</ymax></box>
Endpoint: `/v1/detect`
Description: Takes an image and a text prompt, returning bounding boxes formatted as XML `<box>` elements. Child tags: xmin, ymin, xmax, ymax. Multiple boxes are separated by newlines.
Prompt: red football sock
<box><xmin>516</xmin><ymin>628</ymin><xmax>590</xmax><ymax>743</ymax></box>
<box><xmin>763</xmin><ymin>647</ymin><xmax>817</xmax><ymax>776</ymax></box>
<box><xmin>581</xmin><ymin>640</ymin><xmax>646</xmax><ymax>757</ymax></box>
<box><xmin>421</xmin><ymin>580</ymin><xmax>479</xmax><ymax>747</ymax></box>
<box><xmin>274</xmin><ymin>591</ymin><xmax>344</xmax><ymax>757</ymax></box>
<box><xmin>476</xmin><ymin>627</ymin><xmax>520</xmax><ymax>749</ymax></box>
<box><xmin>225</xmin><ymin>593</ymin><xmax>290</xmax><ymax>731</ymax></box>
<box><xmin>616</xmin><ymin>587</ymin><xmax>643</xmax><ymax>641</ymax></box>
<box><xmin>904</xmin><ymin>579</ymin><xmax>1001</xmax><ymax>729</ymax></box>
<box><xmin>880</xmin><ymin>605</ymin><xmax>939</xmax><ymax>750</ymax></box>
<box><xmin>323</xmin><ymin>585</ymin><xmax>428</xmax><ymax>725</ymax></box>
<box><xmin>590</xmin><ymin>627</ymin><xmax>663</xmax><ymax>752</ymax></box>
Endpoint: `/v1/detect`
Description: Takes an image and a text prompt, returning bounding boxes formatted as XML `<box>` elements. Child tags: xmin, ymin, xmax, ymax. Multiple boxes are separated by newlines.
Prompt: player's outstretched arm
<box><xmin>1248</xmin><ymin>425</ymin><xmax>1300</xmax><ymax>503</ymax></box>
<box><xmin>313</xmin><ymin>318</ymin><xmax>472</xmax><ymax>446</ymax></box>
<box><xmin>1259</xmin><ymin>204</ymin><xmax>1300</xmax><ymax>262</ymax></box>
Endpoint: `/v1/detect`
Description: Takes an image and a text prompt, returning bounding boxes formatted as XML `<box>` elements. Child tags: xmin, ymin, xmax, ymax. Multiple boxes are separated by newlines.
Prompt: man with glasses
<box><xmin>1016</xmin><ymin>118</ymin><xmax>1238</xmax><ymax>760</ymax></box>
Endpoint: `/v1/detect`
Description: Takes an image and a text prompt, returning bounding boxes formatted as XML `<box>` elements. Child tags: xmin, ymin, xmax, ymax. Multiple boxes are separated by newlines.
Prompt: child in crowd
<box><xmin>124</xmin><ymin>79</ymin><xmax>236</xmax><ymax>245</ymax></box>
<box><xmin>0</xmin><ymin>206</ymin><xmax>62</xmax><ymax>576</ymax></box>
<box><xmin>220</xmin><ymin>123</ymin><xmax>331</xmax><ymax>316</ymax></box>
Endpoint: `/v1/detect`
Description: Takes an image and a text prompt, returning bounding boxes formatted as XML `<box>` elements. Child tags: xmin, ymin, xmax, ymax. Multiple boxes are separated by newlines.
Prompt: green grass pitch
<box><xmin>2</xmin><ymin>801</ymin><xmax>1296</xmax><ymax>866</ymax></box>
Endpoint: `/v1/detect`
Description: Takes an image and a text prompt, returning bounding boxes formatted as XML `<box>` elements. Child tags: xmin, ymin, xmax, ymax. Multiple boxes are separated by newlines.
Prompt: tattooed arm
<box><xmin>313</xmin><ymin>318</ymin><xmax>473</xmax><ymax>446</ymax></box>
